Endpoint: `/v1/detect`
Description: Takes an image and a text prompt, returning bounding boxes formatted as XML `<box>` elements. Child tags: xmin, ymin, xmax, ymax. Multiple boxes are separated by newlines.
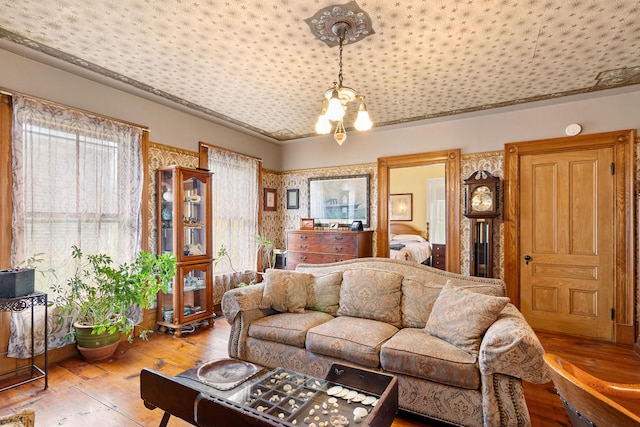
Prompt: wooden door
<box><xmin>503</xmin><ymin>129</ymin><xmax>636</xmax><ymax>344</ymax></box>
<box><xmin>520</xmin><ymin>148</ymin><xmax>614</xmax><ymax>339</ymax></box>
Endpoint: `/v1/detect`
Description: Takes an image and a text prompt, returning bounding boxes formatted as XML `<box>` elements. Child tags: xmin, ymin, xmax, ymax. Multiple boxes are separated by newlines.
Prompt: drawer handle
<box><xmin>332</xmin><ymin>258</ymin><xmax>342</xmax><ymax>262</ymax></box>
<box><xmin>334</xmin><ymin>247</ymin><xmax>343</xmax><ymax>253</ymax></box>
<box><xmin>299</xmin><ymin>245</ymin><xmax>307</xmax><ymax>250</ymax></box>
<box><xmin>334</xmin><ymin>236</ymin><xmax>344</xmax><ymax>240</ymax></box>
<box><xmin>299</xmin><ymin>235</ymin><xmax>307</xmax><ymax>240</ymax></box>
<box><xmin>299</xmin><ymin>255</ymin><xmax>307</xmax><ymax>261</ymax></box>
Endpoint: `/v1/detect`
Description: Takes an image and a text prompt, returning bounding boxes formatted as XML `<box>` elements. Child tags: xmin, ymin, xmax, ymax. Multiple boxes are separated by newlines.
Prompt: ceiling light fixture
<box><xmin>307</xmin><ymin>2</ymin><xmax>375</xmax><ymax>146</ymax></box>
<box><xmin>315</xmin><ymin>21</ymin><xmax>372</xmax><ymax>145</ymax></box>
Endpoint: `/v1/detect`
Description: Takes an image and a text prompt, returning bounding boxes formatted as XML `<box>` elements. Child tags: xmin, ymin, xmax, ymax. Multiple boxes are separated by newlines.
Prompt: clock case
<box><xmin>464</xmin><ymin>170</ymin><xmax>500</xmax><ymax>278</ymax></box>
<box><xmin>464</xmin><ymin>170</ymin><xmax>500</xmax><ymax>218</ymax></box>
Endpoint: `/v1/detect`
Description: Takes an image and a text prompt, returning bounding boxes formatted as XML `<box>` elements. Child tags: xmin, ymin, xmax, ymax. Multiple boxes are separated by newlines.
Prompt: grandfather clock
<box><xmin>464</xmin><ymin>171</ymin><xmax>500</xmax><ymax>278</ymax></box>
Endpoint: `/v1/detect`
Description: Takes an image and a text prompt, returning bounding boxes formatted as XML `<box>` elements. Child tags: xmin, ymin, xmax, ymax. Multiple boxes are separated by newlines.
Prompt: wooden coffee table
<box><xmin>140</xmin><ymin>360</ymin><xmax>398</xmax><ymax>427</ymax></box>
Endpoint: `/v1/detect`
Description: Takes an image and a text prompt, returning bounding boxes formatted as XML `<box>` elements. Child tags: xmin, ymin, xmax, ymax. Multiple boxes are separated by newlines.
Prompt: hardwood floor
<box><xmin>1</xmin><ymin>318</ymin><xmax>639</xmax><ymax>426</ymax></box>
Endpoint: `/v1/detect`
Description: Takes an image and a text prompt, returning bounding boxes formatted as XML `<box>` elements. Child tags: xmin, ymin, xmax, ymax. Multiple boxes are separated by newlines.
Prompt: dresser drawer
<box><xmin>286</xmin><ymin>230</ymin><xmax>373</xmax><ymax>269</ymax></box>
<box><xmin>287</xmin><ymin>242</ymin><xmax>357</xmax><ymax>256</ymax></box>
<box><xmin>287</xmin><ymin>251</ymin><xmax>355</xmax><ymax>270</ymax></box>
<box><xmin>287</xmin><ymin>232</ymin><xmax>357</xmax><ymax>245</ymax></box>
<box><xmin>431</xmin><ymin>244</ymin><xmax>446</xmax><ymax>255</ymax></box>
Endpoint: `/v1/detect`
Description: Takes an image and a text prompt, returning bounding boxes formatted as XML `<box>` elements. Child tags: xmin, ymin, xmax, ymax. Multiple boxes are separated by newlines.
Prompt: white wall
<box><xmin>281</xmin><ymin>85</ymin><xmax>640</xmax><ymax>170</ymax></box>
<box><xmin>0</xmin><ymin>47</ymin><xmax>282</xmax><ymax>170</ymax></box>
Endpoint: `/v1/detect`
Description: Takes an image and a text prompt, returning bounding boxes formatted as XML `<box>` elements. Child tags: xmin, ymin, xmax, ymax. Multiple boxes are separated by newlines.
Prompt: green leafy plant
<box><xmin>51</xmin><ymin>245</ymin><xmax>176</xmax><ymax>342</ymax></box>
<box><xmin>255</xmin><ymin>231</ymin><xmax>276</xmax><ymax>270</ymax></box>
<box><xmin>214</xmin><ymin>244</ymin><xmax>237</xmax><ymax>273</ymax></box>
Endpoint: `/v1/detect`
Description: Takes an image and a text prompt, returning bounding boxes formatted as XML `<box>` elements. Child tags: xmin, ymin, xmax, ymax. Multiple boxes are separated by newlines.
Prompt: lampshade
<box><xmin>315</xmin><ymin>114</ymin><xmax>331</xmax><ymax>134</ymax></box>
<box><xmin>325</xmin><ymin>88</ymin><xmax>345</xmax><ymax>121</ymax></box>
<box><xmin>354</xmin><ymin>97</ymin><xmax>372</xmax><ymax>131</ymax></box>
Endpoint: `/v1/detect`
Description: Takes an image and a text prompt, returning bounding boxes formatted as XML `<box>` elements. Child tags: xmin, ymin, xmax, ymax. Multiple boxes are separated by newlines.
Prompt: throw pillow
<box><xmin>337</xmin><ymin>268</ymin><xmax>403</xmax><ymax>327</ymax></box>
<box><xmin>306</xmin><ymin>271</ymin><xmax>343</xmax><ymax>316</ymax></box>
<box><xmin>260</xmin><ymin>269</ymin><xmax>312</xmax><ymax>313</ymax></box>
<box><xmin>401</xmin><ymin>276</ymin><xmax>443</xmax><ymax>328</ymax></box>
<box><xmin>425</xmin><ymin>280</ymin><xmax>510</xmax><ymax>355</ymax></box>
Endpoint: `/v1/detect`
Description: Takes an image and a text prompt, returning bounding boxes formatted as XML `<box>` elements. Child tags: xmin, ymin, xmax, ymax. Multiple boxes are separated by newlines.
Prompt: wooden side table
<box><xmin>0</xmin><ymin>291</ymin><xmax>48</xmax><ymax>392</ymax></box>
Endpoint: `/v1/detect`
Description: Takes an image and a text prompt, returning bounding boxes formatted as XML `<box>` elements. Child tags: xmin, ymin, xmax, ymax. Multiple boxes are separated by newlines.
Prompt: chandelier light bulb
<box><xmin>325</xmin><ymin>89</ymin><xmax>345</xmax><ymax>121</ymax></box>
<box><xmin>315</xmin><ymin>114</ymin><xmax>331</xmax><ymax>134</ymax></box>
<box><xmin>354</xmin><ymin>97</ymin><xmax>372</xmax><ymax>131</ymax></box>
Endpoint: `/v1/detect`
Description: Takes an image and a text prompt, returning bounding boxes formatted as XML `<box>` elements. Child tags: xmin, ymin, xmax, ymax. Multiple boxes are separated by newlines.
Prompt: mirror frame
<box><xmin>377</xmin><ymin>149</ymin><xmax>461</xmax><ymax>273</ymax></box>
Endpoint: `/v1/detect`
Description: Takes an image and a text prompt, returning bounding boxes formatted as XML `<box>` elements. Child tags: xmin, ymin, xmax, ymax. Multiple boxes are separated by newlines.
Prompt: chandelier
<box><xmin>307</xmin><ymin>3</ymin><xmax>374</xmax><ymax>145</ymax></box>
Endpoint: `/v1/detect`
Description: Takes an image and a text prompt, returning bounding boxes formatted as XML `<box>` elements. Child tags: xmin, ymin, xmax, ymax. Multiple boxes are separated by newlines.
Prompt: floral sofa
<box><xmin>221</xmin><ymin>258</ymin><xmax>549</xmax><ymax>426</ymax></box>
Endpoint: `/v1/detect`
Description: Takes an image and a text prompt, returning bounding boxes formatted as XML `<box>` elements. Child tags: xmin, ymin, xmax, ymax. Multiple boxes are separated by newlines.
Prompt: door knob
<box><xmin>524</xmin><ymin>255</ymin><xmax>531</xmax><ymax>265</ymax></box>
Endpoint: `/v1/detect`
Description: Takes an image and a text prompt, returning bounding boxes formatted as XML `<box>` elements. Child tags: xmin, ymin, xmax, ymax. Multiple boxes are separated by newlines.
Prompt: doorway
<box><xmin>377</xmin><ymin>149</ymin><xmax>461</xmax><ymax>273</ymax></box>
<box><xmin>503</xmin><ymin>130</ymin><xmax>635</xmax><ymax>344</ymax></box>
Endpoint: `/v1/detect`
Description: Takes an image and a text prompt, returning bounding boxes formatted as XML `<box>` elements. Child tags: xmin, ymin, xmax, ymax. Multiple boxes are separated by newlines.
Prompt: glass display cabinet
<box><xmin>157</xmin><ymin>165</ymin><xmax>214</xmax><ymax>336</ymax></box>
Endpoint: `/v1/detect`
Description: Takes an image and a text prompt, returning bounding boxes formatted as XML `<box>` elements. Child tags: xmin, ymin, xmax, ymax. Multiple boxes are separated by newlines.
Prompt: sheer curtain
<box><xmin>206</xmin><ymin>146</ymin><xmax>260</xmax><ymax>303</ymax></box>
<box><xmin>426</xmin><ymin>177</ymin><xmax>446</xmax><ymax>244</ymax></box>
<box><xmin>9</xmin><ymin>95</ymin><xmax>144</xmax><ymax>356</ymax></box>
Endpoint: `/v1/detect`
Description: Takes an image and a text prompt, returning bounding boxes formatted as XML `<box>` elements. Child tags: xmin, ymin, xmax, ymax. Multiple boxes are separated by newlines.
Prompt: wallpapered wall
<box><xmin>262</xmin><ymin>153</ymin><xmax>504</xmax><ymax>277</ymax></box>
<box><xmin>261</xmin><ymin>163</ymin><xmax>378</xmax><ymax>252</ymax></box>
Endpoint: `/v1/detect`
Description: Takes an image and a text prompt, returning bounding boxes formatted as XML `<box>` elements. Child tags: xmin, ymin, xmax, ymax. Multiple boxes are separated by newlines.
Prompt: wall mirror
<box><xmin>377</xmin><ymin>149</ymin><xmax>460</xmax><ymax>273</ymax></box>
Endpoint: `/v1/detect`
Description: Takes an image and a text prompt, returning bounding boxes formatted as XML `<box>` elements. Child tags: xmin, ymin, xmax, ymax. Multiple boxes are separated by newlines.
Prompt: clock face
<box><xmin>471</xmin><ymin>186</ymin><xmax>493</xmax><ymax>212</ymax></box>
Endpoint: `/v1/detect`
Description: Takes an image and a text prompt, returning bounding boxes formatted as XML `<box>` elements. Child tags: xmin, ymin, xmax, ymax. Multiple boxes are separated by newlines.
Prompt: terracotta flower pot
<box><xmin>73</xmin><ymin>322</ymin><xmax>121</xmax><ymax>361</ymax></box>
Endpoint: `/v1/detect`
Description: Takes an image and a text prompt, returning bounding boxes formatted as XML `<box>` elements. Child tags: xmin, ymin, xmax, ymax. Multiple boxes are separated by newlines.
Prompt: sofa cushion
<box><xmin>260</xmin><ymin>269</ymin><xmax>312</xmax><ymax>313</ymax></box>
<box><xmin>401</xmin><ymin>276</ymin><xmax>443</xmax><ymax>328</ymax></box>
<box><xmin>306</xmin><ymin>271</ymin><xmax>343</xmax><ymax>316</ymax></box>
<box><xmin>426</xmin><ymin>281</ymin><xmax>510</xmax><ymax>355</ymax></box>
<box><xmin>306</xmin><ymin>316</ymin><xmax>398</xmax><ymax>368</ymax></box>
<box><xmin>337</xmin><ymin>268</ymin><xmax>403</xmax><ymax>328</ymax></box>
<box><xmin>380</xmin><ymin>328</ymin><xmax>480</xmax><ymax>390</ymax></box>
<box><xmin>249</xmin><ymin>311</ymin><xmax>334</xmax><ymax>348</ymax></box>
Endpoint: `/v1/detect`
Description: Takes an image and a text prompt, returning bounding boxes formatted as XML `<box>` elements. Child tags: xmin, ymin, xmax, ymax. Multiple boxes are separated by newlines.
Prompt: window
<box><xmin>11</xmin><ymin>95</ymin><xmax>144</xmax><ymax>290</ymax></box>
<box><xmin>206</xmin><ymin>145</ymin><xmax>259</xmax><ymax>274</ymax></box>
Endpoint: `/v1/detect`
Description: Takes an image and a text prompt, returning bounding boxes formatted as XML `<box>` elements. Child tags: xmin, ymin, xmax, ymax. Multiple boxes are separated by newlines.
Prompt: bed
<box><xmin>389</xmin><ymin>223</ymin><xmax>432</xmax><ymax>264</ymax></box>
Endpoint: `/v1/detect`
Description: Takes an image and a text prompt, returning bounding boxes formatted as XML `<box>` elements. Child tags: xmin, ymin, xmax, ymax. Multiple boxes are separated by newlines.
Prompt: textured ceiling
<box><xmin>1</xmin><ymin>0</ymin><xmax>640</xmax><ymax>142</ymax></box>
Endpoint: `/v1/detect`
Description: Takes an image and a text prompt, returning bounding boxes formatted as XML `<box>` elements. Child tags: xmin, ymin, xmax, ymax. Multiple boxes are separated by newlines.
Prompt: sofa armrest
<box><xmin>479</xmin><ymin>304</ymin><xmax>550</xmax><ymax>384</ymax></box>
<box><xmin>221</xmin><ymin>283</ymin><xmax>266</xmax><ymax>324</ymax></box>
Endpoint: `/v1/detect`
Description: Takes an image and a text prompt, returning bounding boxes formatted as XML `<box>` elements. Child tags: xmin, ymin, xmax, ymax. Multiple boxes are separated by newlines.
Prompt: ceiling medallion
<box><xmin>304</xmin><ymin>0</ymin><xmax>374</xmax><ymax>47</ymax></box>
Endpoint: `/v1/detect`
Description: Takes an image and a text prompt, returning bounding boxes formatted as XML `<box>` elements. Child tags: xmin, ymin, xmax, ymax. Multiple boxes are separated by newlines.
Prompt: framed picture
<box><xmin>301</xmin><ymin>218</ymin><xmax>315</xmax><ymax>230</ymax></box>
<box><xmin>308</xmin><ymin>174</ymin><xmax>370</xmax><ymax>227</ymax></box>
<box><xmin>389</xmin><ymin>193</ymin><xmax>413</xmax><ymax>221</ymax></box>
<box><xmin>329</xmin><ymin>222</ymin><xmax>339</xmax><ymax>230</ymax></box>
<box><xmin>286</xmin><ymin>189</ymin><xmax>299</xmax><ymax>209</ymax></box>
<box><xmin>390</xmin><ymin>193</ymin><xmax>413</xmax><ymax>221</ymax></box>
<box><xmin>264</xmin><ymin>188</ymin><xmax>277</xmax><ymax>211</ymax></box>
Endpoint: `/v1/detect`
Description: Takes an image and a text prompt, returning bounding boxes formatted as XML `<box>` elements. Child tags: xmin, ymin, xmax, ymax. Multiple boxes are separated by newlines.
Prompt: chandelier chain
<box><xmin>338</xmin><ymin>35</ymin><xmax>344</xmax><ymax>87</ymax></box>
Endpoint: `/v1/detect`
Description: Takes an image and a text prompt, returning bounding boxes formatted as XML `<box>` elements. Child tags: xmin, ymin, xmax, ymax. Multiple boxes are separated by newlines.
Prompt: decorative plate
<box><xmin>196</xmin><ymin>358</ymin><xmax>261</xmax><ymax>390</ymax></box>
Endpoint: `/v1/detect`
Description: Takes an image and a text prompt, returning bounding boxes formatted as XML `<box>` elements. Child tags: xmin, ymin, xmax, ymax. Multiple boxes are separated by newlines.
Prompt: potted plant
<box><xmin>51</xmin><ymin>245</ymin><xmax>176</xmax><ymax>361</ymax></box>
<box><xmin>255</xmin><ymin>231</ymin><xmax>276</xmax><ymax>271</ymax></box>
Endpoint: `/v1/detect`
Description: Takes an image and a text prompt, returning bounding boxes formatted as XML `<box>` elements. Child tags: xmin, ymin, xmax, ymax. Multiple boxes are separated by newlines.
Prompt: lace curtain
<box><xmin>8</xmin><ymin>95</ymin><xmax>144</xmax><ymax>357</ymax></box>
<box><xmin>426</xmin><ymin>177</ymin><xmax>446</xmax><ymax>244</ymax></box>
<box><xmin>207</xmin><ymin>147</ymin><xmax>259</xmax><ymax>281</ymax></box>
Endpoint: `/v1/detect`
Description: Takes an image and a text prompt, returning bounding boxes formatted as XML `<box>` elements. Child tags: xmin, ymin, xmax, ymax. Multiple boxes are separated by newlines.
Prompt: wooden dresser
<box><xmin>286</xmin><ymin>230</ymin><xmax>373</xmax><ymax>270</ymax></box>
<box><xmin>430</xmin><ymin>243</ymin><xmax>446</xmax><ymax>270</ymax></box>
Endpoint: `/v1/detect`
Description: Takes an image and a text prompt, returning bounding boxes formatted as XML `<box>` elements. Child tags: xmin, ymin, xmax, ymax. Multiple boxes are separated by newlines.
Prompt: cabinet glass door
<box><xmin>182</xmin><ymin>172</ymin><xmax>208</xmax><ymax>260</ymax></box>
<box><xmin>159</xmin><ymin>169</ymin><xmax>175</xmax><ymax>255</ymax></box>
<box><xmin>179</xmin><ymin>263</ymin><xmax>211</xmax><ymax>323</ymax></box>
